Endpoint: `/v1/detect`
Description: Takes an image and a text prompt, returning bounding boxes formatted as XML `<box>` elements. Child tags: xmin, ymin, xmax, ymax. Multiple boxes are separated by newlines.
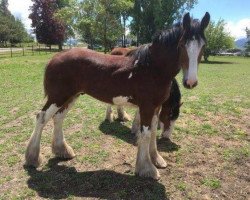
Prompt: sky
<box><xmin>190</xmin><ymin>0</ymin><xmax>250</xmax><ymax>39</ymax></box>
<box><xmin>8</xmin><ymin>0</ymin><xmax>250</xmax><ymax>40</ymax></box>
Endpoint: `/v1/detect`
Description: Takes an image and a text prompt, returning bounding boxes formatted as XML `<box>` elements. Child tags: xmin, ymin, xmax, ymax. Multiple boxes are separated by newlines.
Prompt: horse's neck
<box><xmin>151</xmin><ymin>46</ymin><xmax>180</xmax><ymax>80</ymax></box>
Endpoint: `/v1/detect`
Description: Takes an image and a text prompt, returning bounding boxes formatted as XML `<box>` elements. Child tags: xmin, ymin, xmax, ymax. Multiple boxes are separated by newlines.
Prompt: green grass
<box><xmin>0</xmin><ymin>55</ymin><xmax>249</xmax><ymax>199</ymax></box>
<box><xmin>201</xmin><ymin>177</ymin><xmax>221</xmax><ymax>189</ymax></box>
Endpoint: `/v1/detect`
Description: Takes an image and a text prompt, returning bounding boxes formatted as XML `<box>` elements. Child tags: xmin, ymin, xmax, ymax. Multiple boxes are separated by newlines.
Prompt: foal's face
<box><xmin>179</xmin><ymin>12</ymin><xmax>210</xmax><ymax>89</ymax></box>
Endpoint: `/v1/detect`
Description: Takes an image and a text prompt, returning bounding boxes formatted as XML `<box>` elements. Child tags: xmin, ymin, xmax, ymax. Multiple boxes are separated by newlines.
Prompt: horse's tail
<box><xmin>169</xmin><ymin>78</ymin><xmax>182</xmax><ymax>121</ymax></box>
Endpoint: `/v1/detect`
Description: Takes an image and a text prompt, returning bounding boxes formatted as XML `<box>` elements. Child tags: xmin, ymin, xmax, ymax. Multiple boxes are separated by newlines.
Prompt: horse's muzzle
<box><xmin>183</xmin><ymin>79</ymin><xmax>198</xmax><ymax>89</ymax></box>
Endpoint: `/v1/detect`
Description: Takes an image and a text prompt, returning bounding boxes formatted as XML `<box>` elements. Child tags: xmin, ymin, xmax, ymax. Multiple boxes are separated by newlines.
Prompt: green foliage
<box><xmin>0</xmin><ymin>0</ymin><xmax>32</xmax><ymax>45</ymax></box>
<box><xmin>56</xmin><ymin>0</ymin><xmax>133</xmax><ymax>52</ymax></box>
<box><xmin>204</xmin><ymin>20</ymin><xmax>234</xmax><ymax>61</ymax></box>
<box><xmin>131</xmin><ymin>0</ymin><xmax>198</xmax><ymax>44</ymax></box>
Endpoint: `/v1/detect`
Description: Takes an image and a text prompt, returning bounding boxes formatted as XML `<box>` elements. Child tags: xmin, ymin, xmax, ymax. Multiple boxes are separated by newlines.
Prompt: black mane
<box><xmin>153</xmin><ymin>19</ymin><xmax>206</xmax><ymax>45</ymax></box>
<box><xmin>126</xmin><ymin>44</ymin><xmax>151</xmax><ymax>67</ymax></box>
<box><xmin>152</xmin><ymin>24</ymin><xmax>183</xmax><ymax>47</ymax></box>
<box><xmin>126</xmin><ymin>18</ymin><xmax>205</xmax><ymax>68</ymax></box>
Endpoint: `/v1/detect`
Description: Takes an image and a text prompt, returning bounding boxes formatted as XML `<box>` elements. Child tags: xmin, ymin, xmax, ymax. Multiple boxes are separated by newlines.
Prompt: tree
<box><xmin>29</xmin><ymin>0</ymin><xmax>66</xmax><ymax>50</ymax></box>
<box><xmin>56</xmin><ymin>0</ymin><xmax>132</xmax><ymax>52</ymax></box>
<box><xmin>245</xmin><ymin>27</ymin><xmax>250</xmax><ymax>52</ymax></box>
<box><xmin>204</xmin><ymin>20</ymin><xmax>234</xmax><ymax>61</ymax></box>
<box><xmin>118</xmin><ymin>0</ymin><xmax>133</xmax><ymax>47</ymax></box>
<box><xmin>0</xmin><ymin>0</ymin><xmax>11</xmax><ymax>15</ymax></box>
<box><xmin>131</xmin><ymin>0</ymin><xmax>198</xmax><ymax>44</ymax></box>
<box><xmin>9</xmin><ymin>19</ymin><xmax>31</xmax><ymax>44</ymax></box>
<box><xmin>0</xmin><ymin>0</ymin><xmax>31</xmax><ymax>46</ymax></box>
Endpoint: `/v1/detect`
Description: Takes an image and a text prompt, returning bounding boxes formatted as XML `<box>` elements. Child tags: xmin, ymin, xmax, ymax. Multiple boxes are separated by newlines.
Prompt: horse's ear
<box><xmin>182</xmin><ymin>12</ymin><xmax>191</xmax><ymax>32</ymax></box>
<box><xmin>201</xmin><ymin>12</ymin><xmax>210</xmax><ymax>31</ymax></box>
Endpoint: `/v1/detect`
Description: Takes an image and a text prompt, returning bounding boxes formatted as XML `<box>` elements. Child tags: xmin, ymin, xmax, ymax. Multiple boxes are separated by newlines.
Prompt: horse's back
<box><xmin>111</xmin><ymin>47</ymin><xmax>131</xmax><ymax>56</ymax></box>
<box><xmin>48</xmin><ymin>48</ymin><xmax>130</xmax><ymax>70</ymax></box>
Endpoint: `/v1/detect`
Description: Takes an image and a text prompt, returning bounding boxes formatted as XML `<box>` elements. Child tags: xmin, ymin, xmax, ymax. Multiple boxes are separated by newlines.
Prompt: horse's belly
<box><xmin>85</xmin><ymin>90</ymin><xmax>137</xmax><ymax>107</ymax></box>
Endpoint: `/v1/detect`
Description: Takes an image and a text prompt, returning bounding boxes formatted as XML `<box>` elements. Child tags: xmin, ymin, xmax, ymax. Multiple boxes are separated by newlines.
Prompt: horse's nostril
<box><xmin>184</xmin><ymin>80</ymin><xmax>198</xmax><ymax>89</ymax></box>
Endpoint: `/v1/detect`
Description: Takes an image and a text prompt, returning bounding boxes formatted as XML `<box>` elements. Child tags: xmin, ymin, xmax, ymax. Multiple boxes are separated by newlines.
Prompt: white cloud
<box><xmin>226</xmin><ymin>18</ymin><xmax>250</xmax><ymax>40</ymax></box>
<box><xmin>8</xmin><ymin>0</ymin><xmax>33</xmax><ymax>31</ymax></box>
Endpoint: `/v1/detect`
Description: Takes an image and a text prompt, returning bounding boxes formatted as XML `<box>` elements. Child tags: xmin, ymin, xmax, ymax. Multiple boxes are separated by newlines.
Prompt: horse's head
<box><xmin>178</xmin><ymin>12</ymin><xmax>210</xmax><ymax>89</ymax></box>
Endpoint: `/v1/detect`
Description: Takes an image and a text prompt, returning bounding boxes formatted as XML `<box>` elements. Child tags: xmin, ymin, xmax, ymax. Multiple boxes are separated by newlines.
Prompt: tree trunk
<box><xmin>58</xmin><ymin>43</ymin><xmax>63</xmax><ymax>51</ymax></box>
<box><xmin>104</xmin><ymin>17</ymin><xmax>107</xmax><ymax>54</ymax></box>
<box><xmin>204</xmin><ymin>54</ymin><xmax>208</xmax><ymax>62</ymax></box>
<box><xmin>203</xmin><ymin>48</ymin><xmax>210</xmax><ymax>62</ymax></box>
<box><xmin>136</xmin><ymin>31</ymin><xmax>139</xmax><ymax>47</ymax></box>
<box><xmin>123</xmin><ymin>17</ymin><xmax>126</xmax><ymax>47</ymax></box>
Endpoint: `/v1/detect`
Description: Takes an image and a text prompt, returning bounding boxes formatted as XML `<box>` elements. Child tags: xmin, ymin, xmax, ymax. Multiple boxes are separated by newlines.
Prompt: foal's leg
<box><xmin>150</xmin><ymin>114</ymin><xmax>167</xmax><ymax>168</ymax></box>
<box><xmin>105</xmin><ymin>105</ymin><xmax>114</xmax><ymax>122</ymax></box>
<box><xmin>117</xmin><ymin>106</ymin><xmax>131</xmax><ymax>121</ymax></box>
<box><xmin>135</xmin><ymin>107</ymin><xmax>160</xmax><ymax>179</ymax></box>
<box><xmin>52</xmin><ymin>98</ymin><xmax>77</xmax><ymax>158</ymax></box>
<box><xmin>25</xmin><ymin>102</ymin><xmax>60</xmax><ymax>167</ymax></box>
<box><xmin>131</xmin><ymin>109</ymin><xmax>140</xmax><ymax>134</ymax></box>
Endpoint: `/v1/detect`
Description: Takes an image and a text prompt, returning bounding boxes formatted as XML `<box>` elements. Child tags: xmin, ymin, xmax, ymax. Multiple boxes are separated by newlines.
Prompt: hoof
<box><xmin>52</xmin><ymin>141</ymin><xmax>75</xmax><ymax>159</ymax></box>
<box><xmin>25</xmin><ymin>151</ymin><xmax>42</xmax><ymax>168</ymax></box>
<box><xmin>135</xmin><ymin>162</ymin><xmax>160</xmax><ymax>180</ymax></box>
<box><xmin>151</xmin><ymin>153</ymin><xmax>167</xmax><ymax>168</ymax></box>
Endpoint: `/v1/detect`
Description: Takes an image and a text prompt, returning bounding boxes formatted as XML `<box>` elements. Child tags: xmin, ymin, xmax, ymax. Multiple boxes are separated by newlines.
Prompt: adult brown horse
<box><xmin>108</xmin><ymin>47</ymin><xmax>182</xmax><ymax>139</ymax></box>
<box><xmin>25</xmin><ymin>12</ymin><xmax>210</xmax><ymax>179</ymax></box>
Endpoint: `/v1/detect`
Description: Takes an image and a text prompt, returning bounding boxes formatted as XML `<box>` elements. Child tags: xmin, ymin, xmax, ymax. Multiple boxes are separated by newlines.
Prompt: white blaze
<box><xmin>185</xmin><ymin>39</ymin><xmax>205</xmax><ymax>83</ymax></box>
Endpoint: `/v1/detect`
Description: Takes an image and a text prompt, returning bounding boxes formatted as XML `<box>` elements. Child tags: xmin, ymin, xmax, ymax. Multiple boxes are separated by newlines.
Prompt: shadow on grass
<box><xmin>99</xmin><ymin>120</ymin><xmax>180</xmax><ymax>152</ymax></box>
<box><xmin>99</xmin><ymin>120</ymin><xmax>136</xmax><ymax>145</ymax></box>
<box><xmin>24</xmin><ymin>158</ymin><xmax>169</xmax><ymax>200</ymax></box>
<box><xmin>157</xmin><ymin>138</ymin><xmax>181</xmax><ymax>152</ymax></box>
<box><xmin>201</xmin><ymin>60</ymin><xmax>235</xmax><ymax>64</ymax></box>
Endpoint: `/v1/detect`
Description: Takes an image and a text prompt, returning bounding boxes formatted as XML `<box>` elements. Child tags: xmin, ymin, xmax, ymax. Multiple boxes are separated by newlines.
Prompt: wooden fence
<box><xmin>0</xmin><ymin>45</ymin><xmax>70</xmax><ymax>58</ymax></box>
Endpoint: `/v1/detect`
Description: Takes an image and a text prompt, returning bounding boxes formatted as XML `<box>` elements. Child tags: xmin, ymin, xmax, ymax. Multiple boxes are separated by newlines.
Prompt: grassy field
<box><xmin>0</xmin><ymin>54</ymin><xmax>249</xmax><ymax>199</ymax></box>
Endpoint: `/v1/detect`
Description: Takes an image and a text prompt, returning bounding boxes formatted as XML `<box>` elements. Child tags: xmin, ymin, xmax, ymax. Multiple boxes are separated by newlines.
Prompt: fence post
<box><xmin>10</xmin><ymin>47</ymin><xmax>12</xmax><ymax>57</ymax></box>
<box><xmin>22</xmin><ymin>45</ymin><xmax>24</xmax><ymax>56</ymax></box>
<box><xmin>45</xmin><ymin>45</ymin><xmax>47</xmax><ymax>54</ymax></box>
<box><xmin>32</xmin><ymin>45</ymin><xmax>34</xmax><ymax>55</ymax></box>
<box><xmin>39</xmin><ymin>45</ymin><xmax>40</xmax><ymax>54</ymax></box>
